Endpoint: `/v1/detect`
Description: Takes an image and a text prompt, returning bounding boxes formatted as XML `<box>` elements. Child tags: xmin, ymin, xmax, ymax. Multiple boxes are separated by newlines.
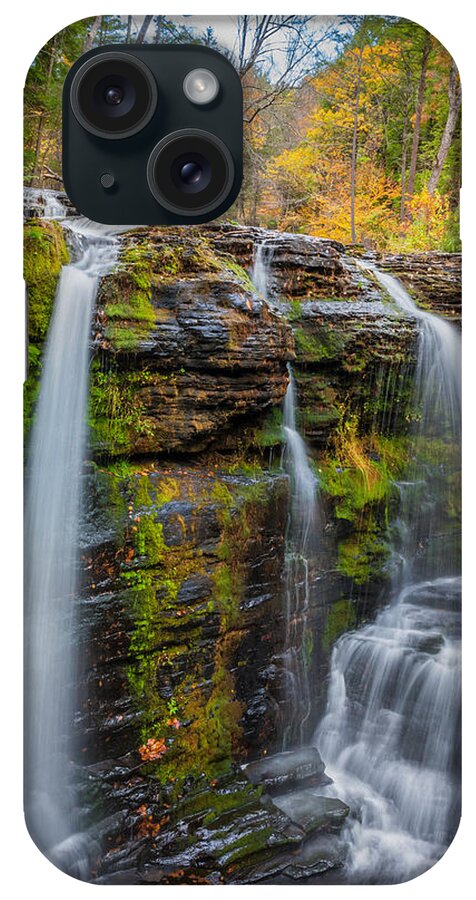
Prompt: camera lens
<box><xmin>180</xmin><ymin>162</ymin><xmax>202</xmax><ymax>185</ymax></box>
<box><xmin>147</xmin><ymin>130</ymin><xmax>234</xmax><ymax>216</ymax></box>
<box><xmin>104</xmin><ymin>86</ymin><xmax>124</xmax><ymax>106</ymax></box>
<box><xmin>70</xmin><ymin>52</ymin><xmax>157</xmax><ymax>139</ymax></box>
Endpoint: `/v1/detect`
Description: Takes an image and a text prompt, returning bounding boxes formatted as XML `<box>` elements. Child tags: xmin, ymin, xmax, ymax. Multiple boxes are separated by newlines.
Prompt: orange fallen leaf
<box><xmin>138</xmin><ymin>737</ymin><xmax>167</xmax><ymax>762</ymax></box>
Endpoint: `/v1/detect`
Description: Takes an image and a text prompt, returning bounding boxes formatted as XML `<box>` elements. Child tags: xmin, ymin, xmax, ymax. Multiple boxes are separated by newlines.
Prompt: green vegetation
<box><xmin>89</xmin><ymin>364</ymin><xmax>154</xmax><ymax>456</ymax></box>
<box><xmin>100</xmin><ymin>241</ymin><xmax>156</xmax><ymax>350</ymax></box>
<box><xmin>323</xmin><ymin>598</ymin><xmax>357</xmax><ymax>651</ymax></box>
<box><xmin>99</xmin><ymin>468</ymin><xmax>275</xmax><ymax>789</ymax></box>
<box><xmin>321</xmin><ymin>417</ymin><xmax>408</xmax><ymax>522</ymax></box>
<box><xmin>294</xmin><ymin>324</ymin><xmax>346</xmax><ymax>364</ymax></box>
<box><xmin>24</xmin><ymin>219</ymin><xmax>68</xmax><ymax>342</ymax></box>
<box><xmin>254</xmin><ymin>407</ymin><xmax>284</xmax><ymax>449</ymax></box>
<box><xmin>23</xmin><ymin>219</ymin><xmax>69</xmax><ymax>435</ymax></box>
<box><xmin>320</xmin><ymin>415</ymin><xmax>410</xmax><ymax>583</ymax></box>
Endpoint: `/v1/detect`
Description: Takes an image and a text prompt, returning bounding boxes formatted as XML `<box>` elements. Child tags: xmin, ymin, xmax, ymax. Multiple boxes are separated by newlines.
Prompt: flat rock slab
<box><xmin>243</xmin><ymin>747</ymin><xmax>326</xmax><ymax>792</ymax></box>
<box><xmin>271</xmin><ymin>789</ymin><xmax>350</xmax><ymax>835</ymax></box>
<box><xmin>235</xmin><ymin>831</ymin><xmax>347</xmax><ymax>883</ymax></box>
<box><xmin>283</xmin><ymin>833</ymin><xmax>347</xmax><ymax>879</ymax></box>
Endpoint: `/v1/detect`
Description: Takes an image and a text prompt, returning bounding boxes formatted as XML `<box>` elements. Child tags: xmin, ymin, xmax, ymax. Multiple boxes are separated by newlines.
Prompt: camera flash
<box><xmin>183</xmin><ymin>69</ymin><xmax>219</xmax><ymax>106</ymax></box>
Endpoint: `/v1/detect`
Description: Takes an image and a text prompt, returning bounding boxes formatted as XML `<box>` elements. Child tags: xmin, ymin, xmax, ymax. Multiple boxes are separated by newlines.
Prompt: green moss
<box><xmin>111</xmin><ymin>472</ymin><xmax>279</xmax><ymax>787</ymax></box>
<box><xmin>100</xmin><ymin>240</ymin><xmax>157</xmax><ymax>350</ymax></box>
<box><xmin>219</xmin><ymin>256</ymin><xmax>256</xmax><ymax>290</ymax></box>
<box><xmin>24</xmin><ymin>219</ymin><xmax>68</xmax><ymax>342</ymax></box>
<box><xmin>294</xmin><ymin>323</ymin><xmax>346</xmax><ymax>364</ymax></box>
<box><xmin>24</xmin><ymin>343</ymin><xmax>42</xmax><ymax>435</ymax></box>
<box><xmin>287</xmin><ymin>300</ymin><xmax>303</xmax><ymax>321</ymax></box>
<box><xmin>321</xmin><ymin>420</ymin><xmax>408</xmax><ymax>523</ymax></box>
<box><xmin>303</xmin><ymin>627</ymin><xmax>314</xmax><ymax>671</ymax></box>
<box><xmin>254</xmin><ymin>407</ymin><xmax>284</xmax><ymax>448</ymax></box>
<box><xmin>323</xmin><ymin>598</ymin><xmax>357</xmax><ymax>651</ymax></box>
<box><xmin>89</xmin><ymin>363</ymin><xmax>154</xmax><ymax>457</ymax></box>
<box><xmin>337</xmin><ymin>528</ymin><xmax>391</xmax><ymax>585</ymax></box>
<box><xmin>135</xmin><ymin>515</ymin><xmax>167</xmax><ymax>565</ymax></box>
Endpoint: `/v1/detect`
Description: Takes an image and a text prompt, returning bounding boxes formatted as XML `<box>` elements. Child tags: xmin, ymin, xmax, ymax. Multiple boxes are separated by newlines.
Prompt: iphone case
<box><xmin>24</xmin><ymin>14</ymin><xmax>461</xmax><ymax>885</ymax></box>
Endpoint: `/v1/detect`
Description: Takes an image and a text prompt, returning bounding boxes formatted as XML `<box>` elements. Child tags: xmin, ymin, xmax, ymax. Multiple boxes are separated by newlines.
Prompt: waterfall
<box><xmin>251</xmin><ymin>238</ymin><xmax>275</xmax><ymax>298</ymax></box>
<box><xmin>281</xmin><ymin>367</ymin><xmax>321</xmax><ymax>747</ymax></box>
<box><xmin>251</xmin><ymin>238</ymin><xmax>322</xmax><ymax>748</ymax></box>
<box><xmin>314</xmin><ymin>268</ymin><xmax>461</xmax><ymax>882</ymax></box>
<box><xmin>24</xmin><ymin>214</ymin><xmax>120</xmax><ymax>875</ymax></box>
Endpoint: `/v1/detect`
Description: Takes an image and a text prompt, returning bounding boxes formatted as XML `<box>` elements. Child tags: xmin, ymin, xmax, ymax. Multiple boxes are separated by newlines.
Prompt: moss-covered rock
<box><xmin>24</xmin><ymin>219</ymin><xmax>68</xmax><ymax>342</ymax></box>
<box><xmin>23</xmin><ymin>219</ymin><xmax>69</xmax><ymax>434</ymax></box>
<box><xmin>91</xmin><ymin>228</ymin><xmax>293</xmax><ymax>459</ymax></box>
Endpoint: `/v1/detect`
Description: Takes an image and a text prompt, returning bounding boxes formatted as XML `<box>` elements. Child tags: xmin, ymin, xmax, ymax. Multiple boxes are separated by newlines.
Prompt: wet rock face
<box><xmin>78</xmin><ymin>466</ymin><xmax>290</xmax><ymax>776</ymax></box>
<box><xmin>94</xmin><ymin>749</ymin><xmax>349</xmax><ymax>884</ymax></box>
<box><xmin>91</xmin><ymin>228</ymin><xmax>293</xmax><ymax>458</ymax></box>
<box><xmin>23</xmin><ymin>187</ymin><xmax>75</xmax><ymax>219</ymax></box>
<box><xmin>291</xmin><ymin>298</ymin><xmax>418</xmax><ymax>446</ymax></box>
<box><xmin>206</xmin><ymin>224</ymin><xmax>462</xmax><ymax>320</ymax></box>
<box><xmin>206</xmin><ymin>224</ymin><xmax>372</xmax><ymax>301</ymax></box>
<box><xmin>371</xmin><ymin>251</ymin><xmax>461</xmax><ymax>322</ymax></box>
<box><xmin>71</xmin><ymin>221</ymin><xmax>460</xmax><ymax>883</ymax></box>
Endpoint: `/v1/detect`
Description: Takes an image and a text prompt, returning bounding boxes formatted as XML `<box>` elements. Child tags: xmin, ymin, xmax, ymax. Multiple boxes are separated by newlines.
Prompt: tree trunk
<box><xmin>154</xmin><ymin>16</ymin><xmax>164</xmax><ymax>43</ymax></box>
<box><xmin>83</xmin><ymin>15</ymin><xmax>102</xmax><ymax>52</ymax></box>
<box><xmin>30</xmin><ymin>37</ymin><xmax>57</xmax><ymax>187</ymax></box>
<box><xmin>406</xmin><ymin>34</ymin><xmax>431</xmax><ymax>208</ymax></box>
<box><xmin>427</xmin><ymin>60</ymin><xmax>461</xmax><ymax>194</ymax></box>
<box><xmin>399</xmin><ymin>101</ymin><xmax>410</xmax><ymax>221</ymax></box>
<box><xmin>126</xmin><ymin>16</ymin><xmax>132</xmax><ymax>42</ymax></box>
<box><xmin>136</xmin><ymin>15</ymin><xmax>153</xmax><ymax>44</ymax></box>
<box><xmin>350</xmin><ymin>47</ymin><xmax>363</xmax><ymax>244</ymax></box>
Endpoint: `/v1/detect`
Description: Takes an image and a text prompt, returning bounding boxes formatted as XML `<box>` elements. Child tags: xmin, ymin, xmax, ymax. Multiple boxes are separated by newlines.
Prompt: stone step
<box><xmin>243</xmin><ymin>746</ymin><xmax>327</xmax><ymax>794</ymax></box>
<box><xmin>268</xmin><ymin>788</ymin><xmax>350</xmax><ymax>836</ymax></box>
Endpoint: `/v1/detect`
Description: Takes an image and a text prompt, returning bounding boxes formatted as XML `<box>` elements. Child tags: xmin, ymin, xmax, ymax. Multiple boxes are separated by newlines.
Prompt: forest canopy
<box><xmin>24</xmin><ymin>14</ymin><xmax>461</xmax><ymax>251</ymax></box>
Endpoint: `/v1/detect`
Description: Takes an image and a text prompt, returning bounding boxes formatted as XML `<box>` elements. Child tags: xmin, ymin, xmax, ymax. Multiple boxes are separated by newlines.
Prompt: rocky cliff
<box><xmin>24</xmin><ymin>209</ymin><xmax>461</xmax><ymax>883</ymax></box>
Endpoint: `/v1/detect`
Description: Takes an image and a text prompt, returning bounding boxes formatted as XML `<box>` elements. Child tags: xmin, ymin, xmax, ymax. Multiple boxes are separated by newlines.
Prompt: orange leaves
<box><xmin>167</xmin><ymin>717</ymin><xmax>180</xmax><ymax>729</ymax></box>
<box><xmin>136</xmin><ymin>805</ymin><xmax>169</xmax><ymax>838</ymax></box>
<box><xmin>138</xmin><ymin>737</ymin><xmax>167</xmax><ymax>762</ymax></box>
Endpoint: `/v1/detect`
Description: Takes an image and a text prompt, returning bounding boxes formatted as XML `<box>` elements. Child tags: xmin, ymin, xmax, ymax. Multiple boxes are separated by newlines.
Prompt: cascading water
<box><xmin>281</xmin><ymin>367</ymin><xmax>322</xmax><ymax>747</ymax></box>
<box><xmin>251</xmin><ymin>238</ymin><xmax>275</xmax><ymax>298</ymax></box>
<box><xmin>25</xmin><ymin>207</ymin><xmax>121</xmax><ymax>875</ymax></box>
<box><xmin>314</xmin><ymin>267</ymin><xmax>461</xmax><ymax>883</ymax></box>
<box><xmin>251</xmin><ymin>239</ymin><xmax>323</xmax><ymax>748</ymax></box>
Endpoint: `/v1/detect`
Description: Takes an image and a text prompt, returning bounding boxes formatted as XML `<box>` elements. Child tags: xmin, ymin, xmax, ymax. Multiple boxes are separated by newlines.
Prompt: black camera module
<box><xmin>70</xmin><ymin>51</ymin><xmax>158</xmax><ymax>139</ymax></box>
<box><xmin>63</xmin><ymin>45</ymin><xmax>243</xmax><ymax>223</ymax></box>
<box><xmin>147</xmin><ymin>129</ymin><xmax>234</xmax><ymax>216</ymax></box>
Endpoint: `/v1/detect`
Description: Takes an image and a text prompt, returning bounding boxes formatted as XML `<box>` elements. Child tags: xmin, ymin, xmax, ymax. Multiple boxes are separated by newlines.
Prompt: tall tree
<box><xmin>350</xmin><ymin>46</ymin><xmax>364</xmax><ymax>243</ymax></box>
<box><xmin>83</xmin><ymin>15</ymin><xmax>102</xmax><ymax>52</ymax></box>
<box><xmin>405</xmin><ymin>32</ymin><xmax>431</xmax><ymax>210</ymax></box>
<box><xmin>136</xmin><ymin>16</ymin><xmax>153</xmax><ymax>44</ymax></box>
<box><xmin>427</xmin><ymin>59</ymin><xmax>461</xmax><ymax>194</ymax></box>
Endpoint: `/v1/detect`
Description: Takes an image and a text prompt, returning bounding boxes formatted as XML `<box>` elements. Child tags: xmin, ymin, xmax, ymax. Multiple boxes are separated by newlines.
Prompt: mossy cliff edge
<box><xmin>24</xmin><ymin>217</ymin><xmax>461</xmax><ymax>882</ymax></box>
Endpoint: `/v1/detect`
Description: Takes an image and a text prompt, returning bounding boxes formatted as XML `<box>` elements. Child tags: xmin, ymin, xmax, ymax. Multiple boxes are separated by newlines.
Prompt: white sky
<box><xmin>120</xmin><ymin>15</ymin><xmax>352</xmax><ymax>82</ymax></box>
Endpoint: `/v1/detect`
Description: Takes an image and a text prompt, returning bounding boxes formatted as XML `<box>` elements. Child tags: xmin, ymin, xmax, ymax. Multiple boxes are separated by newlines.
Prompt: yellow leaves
<box><xmin>138</xmin><ymin>736</ymin><xmax>167</xmax><ymax>762</ymax></box>
<box><xmin>400</xmin><ymin>189</ymin><xmax>451</xmax><ymax>251</ymax></box>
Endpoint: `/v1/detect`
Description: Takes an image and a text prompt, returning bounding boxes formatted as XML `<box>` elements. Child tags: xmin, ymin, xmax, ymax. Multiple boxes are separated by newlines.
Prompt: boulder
<box><xmin>243</xmin><ymin>747</ymin><xmax>326</xmax><ymax>793</ymax></box>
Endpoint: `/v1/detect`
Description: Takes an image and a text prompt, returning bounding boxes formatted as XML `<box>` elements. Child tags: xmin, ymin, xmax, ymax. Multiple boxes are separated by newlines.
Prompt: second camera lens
<box><xmin>147</xmin><ymin>129</ymin><xmax>235</xmax><ymax>217</ymax></box>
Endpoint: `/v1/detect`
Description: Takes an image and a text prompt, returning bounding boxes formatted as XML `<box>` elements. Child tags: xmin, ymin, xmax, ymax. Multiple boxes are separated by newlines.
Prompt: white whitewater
<box><xmin>251</xmin><ymin>238</ymin><xmax>275</xmax><ymax>298</ymax></box>
<box><xmin>281</xmin><ymin>367</ymin><xmax>322</xmax><ymax>746</ymax></box>
<box><xmin>25</xmin><ymin>203</ymin><xmax>121</xmax><ymax>875</ymax></box>
<box><xmin>314</xmin><ymin>267</ymin><xmax>461</xmax><ymax>883</ymax></box>
<box><xmin>251</xmin><ymin>239</ymin><xmax>322</xmax><ymax>747</ymax></box>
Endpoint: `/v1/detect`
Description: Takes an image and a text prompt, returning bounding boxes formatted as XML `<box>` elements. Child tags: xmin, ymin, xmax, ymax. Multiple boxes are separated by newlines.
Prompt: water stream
<box><xmin>251</xmin><ymin>240</ymin><xmax>323</xmax><ymax>748</ymax></box>
<box><xmin>24</xmin><ymin>205</ymin><xmax>121</xmax><ymax>875</ymax></box>
<box><xmin>314</xmin><ymin>267</ymin><xmax>461</xmax><ymax>883</ymax></box>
